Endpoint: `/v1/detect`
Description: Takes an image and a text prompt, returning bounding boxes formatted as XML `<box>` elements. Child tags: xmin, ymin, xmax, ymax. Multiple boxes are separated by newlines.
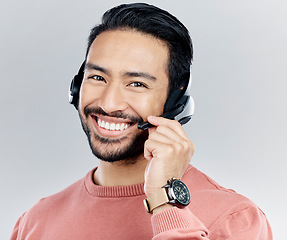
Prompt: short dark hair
<box><xmin>86</xmin><ymin>3</ymin><xmax>193</xmax><ymax>107</ymax></box>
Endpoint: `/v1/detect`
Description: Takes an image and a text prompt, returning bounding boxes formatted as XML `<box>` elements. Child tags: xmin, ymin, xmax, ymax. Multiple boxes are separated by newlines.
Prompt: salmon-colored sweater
<box><xmin>11</xmin><ymin>165</ymin><xmax>272</xmax><ymax>239</ymax></box>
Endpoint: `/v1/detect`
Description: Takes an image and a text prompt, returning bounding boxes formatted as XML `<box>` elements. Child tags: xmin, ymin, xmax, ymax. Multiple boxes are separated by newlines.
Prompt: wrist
<box><xmin>143</xmin><ymin>178</ymin><xmax>191</xmax><ymax>214</ymax></box>
<box><xmin>145</xmin><ymin>180</ymin><xmax>168</xmax><ymax>197</ymax></box>
<box><xmin>152</xmin><ymin>203</ymin><xmax>173</xmax><ymax>214</ymax></box>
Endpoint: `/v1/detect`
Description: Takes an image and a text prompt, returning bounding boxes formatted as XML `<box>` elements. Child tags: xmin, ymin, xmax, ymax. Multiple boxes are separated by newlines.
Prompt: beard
<box><xmin>79</xmin><ymin>106</ymin><xmax>148</xmax><ymax>165</ymax></box>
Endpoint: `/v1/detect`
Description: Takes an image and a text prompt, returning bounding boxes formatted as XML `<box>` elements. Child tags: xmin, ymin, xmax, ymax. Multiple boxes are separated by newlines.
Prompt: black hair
<box><xmin>86</xmin><ymin>3</ymin><xmax>193</xmax><ymax>107</ymax></box>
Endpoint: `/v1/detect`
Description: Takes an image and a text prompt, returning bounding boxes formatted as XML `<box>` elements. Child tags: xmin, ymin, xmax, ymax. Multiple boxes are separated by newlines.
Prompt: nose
<box><xmin>97</xmin><ymin>83</ymin><xmax>128</xmax><ymax>114</ymax></box>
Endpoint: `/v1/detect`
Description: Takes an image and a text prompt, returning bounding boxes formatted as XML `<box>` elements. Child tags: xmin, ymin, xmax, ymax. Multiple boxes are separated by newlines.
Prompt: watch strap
<box><xmin>143</xmin><ymin>188</ymin><xmax>169</xmax><ymax>214</ymax></box>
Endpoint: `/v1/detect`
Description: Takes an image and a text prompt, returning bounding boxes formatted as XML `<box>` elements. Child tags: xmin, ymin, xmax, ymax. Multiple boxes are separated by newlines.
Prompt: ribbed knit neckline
<box><xmin>84</xmin><ymin>165</ymin><xmax>193</xmax><ymax>198</ymax></box>
<box><xmin>84</xmin><ymin>167</ymin><xmax>146</xmax><ymax>198</ymax></box>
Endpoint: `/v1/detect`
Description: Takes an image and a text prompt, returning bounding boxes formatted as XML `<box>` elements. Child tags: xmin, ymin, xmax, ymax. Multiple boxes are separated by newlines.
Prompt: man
<box><xmin>11</xmin><ymin>3</ymin><xmax>272</xmax><ymax>239</ymax></box>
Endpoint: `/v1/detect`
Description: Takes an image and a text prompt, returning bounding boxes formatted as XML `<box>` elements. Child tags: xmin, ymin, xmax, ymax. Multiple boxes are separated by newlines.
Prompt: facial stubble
<box><xmin>79</xmin><ymin>108</ymin><xmax>148</xmax><ymax>165</ymax></box>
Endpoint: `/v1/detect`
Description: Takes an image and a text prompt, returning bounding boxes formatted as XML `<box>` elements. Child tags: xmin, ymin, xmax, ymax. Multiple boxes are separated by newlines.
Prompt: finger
<box><xmin>149</xmin><ymin>126</ymin><xmax>190</xmax><ymax>152</ymax></box>
<box><xmin>144</xmin><ymin>138</ymin><xmax>174</xmax><ymax>161</ymax></box>
<box><xmin>144</xmin><ymin>138</ymin><xmax>156</xmax><ymax>161</ymax></box>
<box><xmin>148</xmin><ymin>128</ymin><xmax>176</xmax><ymax>145</ymax></box>
<box><xmin>147</xmin><ymin>116</ymin><xmax>189</xmax><ymax>140</ymax></box>
<box><xmin>152</xmin><ymin>125</ymin><xmax>185</xmax><ymax>143</ymax></box>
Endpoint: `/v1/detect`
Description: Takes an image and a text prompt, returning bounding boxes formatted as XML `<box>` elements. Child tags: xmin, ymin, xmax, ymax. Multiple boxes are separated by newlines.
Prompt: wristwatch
<box><xmin>143</xmin><ymin>178</ymin><xmax>191</xmax><ymax>214</ymax></box>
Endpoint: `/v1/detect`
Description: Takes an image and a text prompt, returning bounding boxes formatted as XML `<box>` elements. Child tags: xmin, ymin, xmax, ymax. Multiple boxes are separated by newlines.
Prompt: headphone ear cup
<box><xmin>69</xmin><ymin>62</ymin><xmax>86</xmax><ymax>109</ymax></box>
<box><xmin>189</xmin><ymin>96</ymin><xmax>195</xmax><ymax>116</ymax></box>
<box><xmin>69</xmin><ymin>75</ymin><xmax>80</xmax><ymax>109</ymax></box>
<box><xmin>163</xmin><ymin>89</ymin><xmax>183</xmax><ymax>113</ymax></box>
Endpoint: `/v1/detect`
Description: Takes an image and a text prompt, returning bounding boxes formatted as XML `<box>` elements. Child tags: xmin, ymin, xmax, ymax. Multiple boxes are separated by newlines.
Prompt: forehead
<box><xmin>86</xmin><ymin>29</ymin><xmax>169</xmax><ymax>79</ymax></box>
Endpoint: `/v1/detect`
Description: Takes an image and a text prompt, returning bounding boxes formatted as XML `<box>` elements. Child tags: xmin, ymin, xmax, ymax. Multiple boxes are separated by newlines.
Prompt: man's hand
<box><xmin>143</xmin><ymin>116</ymin><xmax>195</xmax><ymax>199</ymax></box>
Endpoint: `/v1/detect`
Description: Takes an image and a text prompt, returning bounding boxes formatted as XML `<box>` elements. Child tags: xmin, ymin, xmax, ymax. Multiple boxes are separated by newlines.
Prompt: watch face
<box><xmin>171</xmin><ymin>180</ymin><xmax>190</xmax><ymax>206</ymax></box>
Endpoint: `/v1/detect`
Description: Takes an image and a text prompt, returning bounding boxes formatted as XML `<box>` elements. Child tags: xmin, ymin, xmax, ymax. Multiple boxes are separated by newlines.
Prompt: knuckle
<box><xmin>165</xmin><ymin>144</ymin><xmax>175</xmax><ymax>155</ymax></box>
<box><xmin>182</xmin><ymin>139</ymin><xmax>190</xmax><ymax>150</ymax></box>
<box><xmin>174</xmin><ymin>142</ymin><xmax>183</xmax><ymax>152</ymax></box>
<box><xmin>190</xmin><ymin>141</ymin><xmax>195</xmax><ymax>152</ymax></box>
<box><xmin>188</xmin><ymin>141</ymin><xmax>195</xmax><ymax>158</ymax></box>
<box><xmin>167</xmin><ymin>142</ymin><xmax>183</xmax><ymax>155</ymax></box>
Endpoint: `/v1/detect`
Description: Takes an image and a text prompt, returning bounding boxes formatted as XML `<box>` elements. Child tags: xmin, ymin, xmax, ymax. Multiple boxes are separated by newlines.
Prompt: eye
<box><xmin>88</xmin><ymin>75</ymin><xmax>106</xmax><ymax>82</ymax></box>
<box><xmin>129</xmin><ymin>82</ymin><xmax>148</xmax><ymax>88</ymax></box>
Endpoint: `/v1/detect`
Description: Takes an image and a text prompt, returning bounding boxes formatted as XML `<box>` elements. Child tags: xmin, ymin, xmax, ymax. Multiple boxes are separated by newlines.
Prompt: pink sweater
<box><xmin>11</xmin><ymin>165</ymin><xmax>272</xmax><ymax>239</ymax></box>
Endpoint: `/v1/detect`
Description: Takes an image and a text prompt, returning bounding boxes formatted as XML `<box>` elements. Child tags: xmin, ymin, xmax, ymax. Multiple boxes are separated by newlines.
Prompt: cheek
<box><xmin>78</xmin><ymin>85</ymin><xmax>87</xmax><ymax>114</ymax></box>
<box><xmin>128</xmin><ymin>93</ymin><xmax>167</xmax><ymax>120</ymax></box>
<box><xmin>78</xmin><ymin>83</ymin><xmax>100</xmax><ymax>113</ymax></box>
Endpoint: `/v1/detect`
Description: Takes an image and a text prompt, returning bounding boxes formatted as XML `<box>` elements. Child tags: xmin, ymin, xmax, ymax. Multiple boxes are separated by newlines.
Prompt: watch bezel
<box><xmin>169</xmin><ymin>179</ymin><xmax>190</xmax><ymax>206</ymax></box>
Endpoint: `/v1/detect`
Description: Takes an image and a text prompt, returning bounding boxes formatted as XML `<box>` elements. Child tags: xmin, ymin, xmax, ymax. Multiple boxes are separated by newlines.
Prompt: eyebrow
<box><xmin>85</xmin><ymin>63</ymin><xmax>110</xmax><ymax>75</ymax></box>
<box><xmin>85</xmin><ymin>62</ymin><xmax>156</xmax><ymax>81</ymax></box>
<box><xmin>124</xmin><ymin>71</ymin><xmax>157</xmax><ymax>81</ymax></box>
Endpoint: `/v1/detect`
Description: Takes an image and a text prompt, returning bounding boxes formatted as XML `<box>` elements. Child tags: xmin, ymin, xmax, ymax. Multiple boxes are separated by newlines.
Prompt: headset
<box><xmin>137</xmin><ymin>74</ymin><xmax>194</xmax><ymax>130</ymax></box>
<box><xmin>69</xmin><ymin>61</ymin><xmax>194</xmax><ymax>130</ymax></box>
<box><xmin>69</xmin><ymin>61</ymin><xmax>86</xmax><ymax>109</ymax></box>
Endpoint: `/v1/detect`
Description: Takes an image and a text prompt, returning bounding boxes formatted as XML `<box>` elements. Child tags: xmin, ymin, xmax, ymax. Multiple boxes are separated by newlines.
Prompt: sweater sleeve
<box><xmin>151</xmin><ymin>207</ymin><xmax>209</xmax><ymax>239</ymax></box>
<box><xmin>151</xmin><ymin>204</ymin><xmax>272</xmax><ymax>240</ymax></box>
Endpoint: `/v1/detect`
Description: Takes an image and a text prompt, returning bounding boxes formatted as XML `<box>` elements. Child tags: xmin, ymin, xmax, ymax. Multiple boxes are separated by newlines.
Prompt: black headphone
<box><xmin>69</xmin><ymin>61</ymin><xmax>194</xmax><ymax>129</ymax></box>
<box><xmin>69</xmin><ymin>61</ymin><xmax>86</xmax><ymax>110</ymax></box>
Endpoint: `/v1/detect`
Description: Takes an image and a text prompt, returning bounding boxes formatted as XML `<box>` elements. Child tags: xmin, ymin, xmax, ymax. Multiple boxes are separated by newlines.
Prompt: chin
<box><xmin>87</xmin><ymin>126</ymin><xmax>148</xmax><ymax>164</ymax></box>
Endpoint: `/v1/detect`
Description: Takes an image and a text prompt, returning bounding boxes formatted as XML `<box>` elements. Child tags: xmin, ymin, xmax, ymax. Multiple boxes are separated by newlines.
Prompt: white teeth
<box><xmin>97</xmin><ymin>118</ymin><xmax>130</xmax><ymax>131</ymax></box>
<box><xmin>100</xmin><ymin>120</ymin><xmax>105</xmax><ymax>128</ymax></box>
<box><xmin>120</xmin><ymin>123</ymin><xmax>125</xmax><ymax>131</ymax></box>
<box><xmin>104</xmin><ymin>122</ymin><xmax>110</xmax><ymax>130</ymax></box>
<box><xmin>110</xmin><ymin>123</ymin><xmax>115</xmax><ymax>130</ymax></box>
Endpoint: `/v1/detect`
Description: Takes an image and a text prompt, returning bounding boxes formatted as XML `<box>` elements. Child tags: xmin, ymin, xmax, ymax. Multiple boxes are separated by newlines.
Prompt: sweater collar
<box><xmin>84</xmin><ymin>167</ymin><xmax>145</xmax><ymax>198</ymax></box>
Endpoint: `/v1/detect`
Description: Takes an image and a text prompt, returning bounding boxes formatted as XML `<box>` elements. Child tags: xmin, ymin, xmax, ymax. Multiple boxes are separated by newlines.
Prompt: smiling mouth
<box><xmin>98</xmin><ymin>118</ymin><xmax>131</xmax><ymax>131</ymax></box>
<box><xmin>91</xmin><ymin>115</ymin><xmax>134</xmax><ymax>131</ymax></box>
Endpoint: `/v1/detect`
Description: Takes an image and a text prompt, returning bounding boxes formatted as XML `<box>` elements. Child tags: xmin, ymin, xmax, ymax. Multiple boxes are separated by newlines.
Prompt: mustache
<box><xmin>84</xmin><ymin>106</ymin><xmax>144</xmax><ymax>123</ymax></box>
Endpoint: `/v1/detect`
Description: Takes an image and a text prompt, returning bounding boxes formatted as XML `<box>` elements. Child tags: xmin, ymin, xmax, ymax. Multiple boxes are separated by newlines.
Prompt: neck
<box><xmin>93</xmin><ymin>154</ymin><xmax>147</xmax><ymax>187</ymax></box>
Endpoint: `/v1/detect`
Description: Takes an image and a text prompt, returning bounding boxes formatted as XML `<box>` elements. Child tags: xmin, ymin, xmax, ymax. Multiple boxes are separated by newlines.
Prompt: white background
<box><xmin>1</xmin><ymin>0</ymin><xmax>286</xmax><ymax>239</ymax></box>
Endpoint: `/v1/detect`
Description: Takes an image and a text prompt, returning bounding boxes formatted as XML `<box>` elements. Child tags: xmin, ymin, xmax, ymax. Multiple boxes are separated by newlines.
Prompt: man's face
<box><xmin>79</xmin><ymin>29</ymin><xmax>169</xmax><ymax>163</ymax></box>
